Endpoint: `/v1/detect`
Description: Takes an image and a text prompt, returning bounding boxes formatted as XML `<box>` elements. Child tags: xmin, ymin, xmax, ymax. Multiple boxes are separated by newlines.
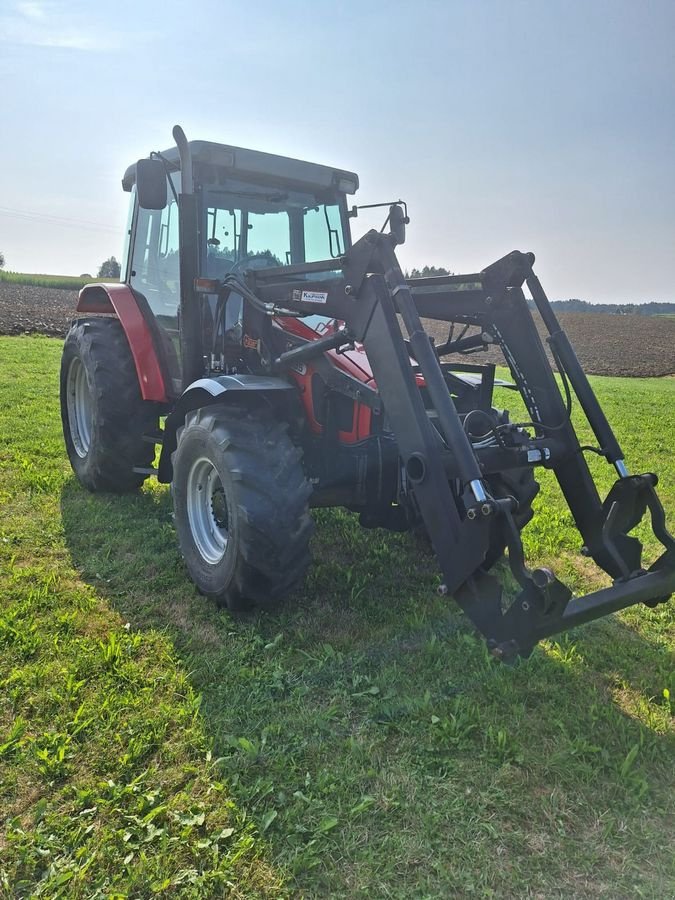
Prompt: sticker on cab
<box><xmin>293</xmin><ymin>290</ymin><xmax>328</xmax><ymax>304</ymax></box>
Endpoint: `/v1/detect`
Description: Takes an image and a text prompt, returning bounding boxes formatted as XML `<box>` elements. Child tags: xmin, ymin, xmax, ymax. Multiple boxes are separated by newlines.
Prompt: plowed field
<box><xmin>0</xmin><ymin>283</ymin><xmax>79</xmax><ymax>338</ymax></box>
<box><xmin>425</xmin><ymin>310</ymin><xmax>675</xmax><ymax>377</ymax></box>
<box><xmin>1</xmin><ymin>282</ymin><xmax>673</xmax><ymax>377</ymax></box>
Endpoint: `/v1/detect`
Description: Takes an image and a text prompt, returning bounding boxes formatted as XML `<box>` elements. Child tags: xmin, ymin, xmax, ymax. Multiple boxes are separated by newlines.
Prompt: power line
<box><xmin>0</xmin><ymin>205</ymin><xmax>119</xmax><ymax>234</ymax></box>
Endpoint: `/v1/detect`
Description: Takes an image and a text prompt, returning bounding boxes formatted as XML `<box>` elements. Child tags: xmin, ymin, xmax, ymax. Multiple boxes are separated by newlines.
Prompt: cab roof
<box><xmin>122</xmin><ymin>140</ymin><xmax>359</xmax><ymax>196</ymax></box>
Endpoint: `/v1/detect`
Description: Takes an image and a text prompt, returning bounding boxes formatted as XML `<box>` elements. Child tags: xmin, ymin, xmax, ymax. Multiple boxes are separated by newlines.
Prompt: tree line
<box><xmin>545</xmin><ymin>298</ymin><xmax>675</xmax><ymax>316</ymax></box>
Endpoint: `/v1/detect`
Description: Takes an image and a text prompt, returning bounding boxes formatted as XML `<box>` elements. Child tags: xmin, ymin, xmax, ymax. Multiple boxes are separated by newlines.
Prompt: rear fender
<box><xmin>76</xmin><ymin>283</ymin><xmax>169</xmax><ymax>402</ymax></box>
<box><xmin>158</xmin><ymin>375</ymin><xmax>297</xmax><ymax>483</ymax></box>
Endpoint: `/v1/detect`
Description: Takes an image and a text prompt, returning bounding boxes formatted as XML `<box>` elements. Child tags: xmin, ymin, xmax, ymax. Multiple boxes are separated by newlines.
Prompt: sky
<box><xmin>0</xmin><ymin>0</ymin><xmax>673</xmax><ymax>303</ymax></box>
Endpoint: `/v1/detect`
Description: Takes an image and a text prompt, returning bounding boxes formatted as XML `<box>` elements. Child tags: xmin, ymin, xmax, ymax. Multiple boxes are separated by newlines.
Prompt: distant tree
<box><xmin>97</xmin><ymin>256</ymin><xmax>121</xmax><ymax>279</ymax></box>
<box><xmin>79</xmin><ymin>273</ymin><xmax>92</xmax><ymax>279</ymax></box>
<box><xmin>0</xmin><ymin>250</ymin><xmax>5</xmax><ymax>269</ymax></box>
<box><xmin>408</xmin><ymin>265</ymin><xmax>453</xmax><ymax>278</ymax></box>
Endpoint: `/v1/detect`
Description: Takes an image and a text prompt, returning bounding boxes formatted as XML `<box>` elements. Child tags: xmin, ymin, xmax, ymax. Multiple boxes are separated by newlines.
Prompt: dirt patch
<box><xmin>0</xmin><ymin>283</ymin><xmax>79</xmax><ymax>337</ymax></box>
<box><xmin>1</xmin><ymin>283</ymin><xmax>673</xmax><ymax>378</ymax></box>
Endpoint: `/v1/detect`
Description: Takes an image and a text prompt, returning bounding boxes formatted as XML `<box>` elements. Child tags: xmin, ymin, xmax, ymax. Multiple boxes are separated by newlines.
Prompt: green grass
<box><xmin>1</xmin><ymin>335</ymin><xmax>674</xmax><ymax>897</ymax></box>
<box><xmin>0</xmin><ymin>272</ymin><xmax>118</xmax><ymax>291</ymax></box>
<box><xmin>0</xmin><ymin>337</ymin><xmax>280</xmax><ymax>897</ymax></box>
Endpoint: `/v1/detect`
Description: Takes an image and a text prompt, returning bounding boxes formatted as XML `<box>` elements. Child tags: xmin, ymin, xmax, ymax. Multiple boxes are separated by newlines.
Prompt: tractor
<box><xmin>60</xmin><ymin>125</ymin><xmax>675</xmax><ymax>660</ymax></box>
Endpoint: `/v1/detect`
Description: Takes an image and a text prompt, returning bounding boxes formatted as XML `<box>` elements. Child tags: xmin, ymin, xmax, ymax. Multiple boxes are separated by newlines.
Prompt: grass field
<box><xmin>1</xmin><ymin>335</ymin><xmax>674</xmax><ymax>897</ymax></box>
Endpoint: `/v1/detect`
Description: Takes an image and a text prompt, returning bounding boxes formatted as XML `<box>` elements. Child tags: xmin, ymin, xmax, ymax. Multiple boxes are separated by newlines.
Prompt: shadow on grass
<box><xmin>60</xmin><ymin>477</ymin><xmax>675</xmax><ymax>895</ymax></box>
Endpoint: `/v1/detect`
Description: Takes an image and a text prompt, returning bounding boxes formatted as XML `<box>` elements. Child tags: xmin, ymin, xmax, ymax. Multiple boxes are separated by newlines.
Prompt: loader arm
<box><xmin>245</xmin><ymin>234</ymin><xmax>675</xmax><ymax>659</ymax></box>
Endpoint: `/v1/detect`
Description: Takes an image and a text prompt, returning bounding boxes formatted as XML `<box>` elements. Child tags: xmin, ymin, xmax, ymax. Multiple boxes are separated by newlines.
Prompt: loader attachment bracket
<box><xmin>455</xmin><ymin>473</ymin><xmax>675</xmax><ymax>661</ymax></box>
<box><xmin>586</xmin><ymin>472</ymin><xmax>675</xmax><ymax>584</ymax></box>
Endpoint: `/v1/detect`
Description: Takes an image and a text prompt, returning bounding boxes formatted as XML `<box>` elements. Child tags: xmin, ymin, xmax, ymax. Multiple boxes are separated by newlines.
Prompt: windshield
<box><xmin>203</xmin><ymin>186</ymin><xmax>348</xmax><ymax>279</ymax></box>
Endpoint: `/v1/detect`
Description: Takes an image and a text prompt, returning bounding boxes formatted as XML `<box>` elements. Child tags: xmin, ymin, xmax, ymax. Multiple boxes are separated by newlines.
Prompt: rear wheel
<box><xmin>60</xmin><ymin>317</ymin><xmax>157</xmax><ymax>492</ymax></box>
<box><xmin>171</xmin><ymin>405</ymin><xmax>313</xmax><ymax>611</ymax></box>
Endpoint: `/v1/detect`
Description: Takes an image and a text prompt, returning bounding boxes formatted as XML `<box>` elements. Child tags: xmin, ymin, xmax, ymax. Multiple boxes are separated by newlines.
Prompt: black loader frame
<box><xmin>206</xmin><ymin>232</ymin><xmax>675</xmax><ymax>661</ymax></box>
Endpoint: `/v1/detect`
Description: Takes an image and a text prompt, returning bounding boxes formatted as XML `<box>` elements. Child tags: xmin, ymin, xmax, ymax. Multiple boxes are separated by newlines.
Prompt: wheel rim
<box><xmin>66</xmin><ymin>357</ymin><xmax>93</xmax><ymax>458</ymax></box>
<box><xmin>186</xmin><ymin>457</ymin><xmax>229</xmax><ymax>564</ymax></box>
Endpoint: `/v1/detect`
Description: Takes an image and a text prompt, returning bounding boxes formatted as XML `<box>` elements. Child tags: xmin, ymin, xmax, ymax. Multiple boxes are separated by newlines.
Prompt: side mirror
<box><xmin>389</xmin><ymin>203</ymin><xmax>408</xmax><ymax>246</ymax></box>
<box><xmin>136</xmin><ymin>158</ymin><xmax>167</xmax><ymax>210</ymax></box>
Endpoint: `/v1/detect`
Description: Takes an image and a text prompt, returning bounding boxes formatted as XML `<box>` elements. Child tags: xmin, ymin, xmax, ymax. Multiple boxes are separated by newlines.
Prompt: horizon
<box><xmin>2</xmin><ymin>266</ymin><xmax>674</xmax><ymax>308</ymax></box>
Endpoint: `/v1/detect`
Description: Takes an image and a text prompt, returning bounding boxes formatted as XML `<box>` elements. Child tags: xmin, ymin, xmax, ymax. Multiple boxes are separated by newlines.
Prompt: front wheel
<box><xmin>171</xmin><ymin>405</ymin><xmax>313</xmax><ymax>610</ymax></box>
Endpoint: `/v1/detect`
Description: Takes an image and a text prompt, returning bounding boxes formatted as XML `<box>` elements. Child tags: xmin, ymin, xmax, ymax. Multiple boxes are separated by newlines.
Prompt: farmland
<box><xmin>430</xmin><ymin>310</ymin><xmax>675</xmax><ymax>378</ymax></box>
<box><xmin>1</xmin><ymin>281</ymin><xmax>674</xmax><ymax>377</ymax></box>
<box><xmin>0</xmin><ymin>283</ymin><xmax>80</xmax><ymax>338</ymax></box>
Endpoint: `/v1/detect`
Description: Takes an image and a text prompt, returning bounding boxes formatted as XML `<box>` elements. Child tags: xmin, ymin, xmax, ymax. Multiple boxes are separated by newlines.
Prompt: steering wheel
<box><xmin>227</xmin><ymin>252</ymin><xmax>282</xmax><ymax>275</ymax></box>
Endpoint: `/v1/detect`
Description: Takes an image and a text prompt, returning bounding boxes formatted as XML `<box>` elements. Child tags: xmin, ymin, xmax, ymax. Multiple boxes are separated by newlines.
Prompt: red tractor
<box><xmin>61</xmin><ymin>126</ymin><xmax>675</xmax><ymax>660</ymax></box>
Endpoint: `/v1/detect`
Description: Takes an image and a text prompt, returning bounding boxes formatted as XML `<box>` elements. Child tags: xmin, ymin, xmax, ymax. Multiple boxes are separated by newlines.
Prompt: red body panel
<box><xmin>278</xmin><ymin>316</ymin><xmax>375</xmax><ymax>443</ymax></box>
<box><xmin>76</xmin><ymin>283</ymin><xmax>168</xmax><ymax>402</ymax></box>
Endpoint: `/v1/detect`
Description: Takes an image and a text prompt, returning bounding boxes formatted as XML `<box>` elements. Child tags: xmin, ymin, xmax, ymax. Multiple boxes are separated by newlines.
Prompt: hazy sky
<box><xmin>1</xmin><ymin>0</ymin><xmax>673</xmax><ymax>303</ymax></box>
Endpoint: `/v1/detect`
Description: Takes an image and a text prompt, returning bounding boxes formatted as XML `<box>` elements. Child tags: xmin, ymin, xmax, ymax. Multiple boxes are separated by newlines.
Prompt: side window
<box><xmin>205</xmin><ymin>207</ymin><xmax>240</xmax><ymax>278</ymax></box>
<box><xmin>120</xmin><ymin>188</ymin><xmax>136</xmax><ymax>282</ymax></box>
<box><xmin>304</xmin><ymin>205</ymin><xmax>344</xmax><ymax>261</ymax></box>
<box><xmin>130</xmin><ymin>174</ymin><xmax>181</xmax><ymax>317</ymax></box>
<box><xmin>157</xmin><ymin>198</ymin><xmax>180</xmax><ymax>300</ymax></box>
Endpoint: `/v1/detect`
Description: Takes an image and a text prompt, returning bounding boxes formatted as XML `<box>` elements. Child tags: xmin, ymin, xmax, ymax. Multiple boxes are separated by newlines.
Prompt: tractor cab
<box><xmin>121</xmin><ymin>140</ymin><xmax>358</xmax><ymax>394</ymax></box>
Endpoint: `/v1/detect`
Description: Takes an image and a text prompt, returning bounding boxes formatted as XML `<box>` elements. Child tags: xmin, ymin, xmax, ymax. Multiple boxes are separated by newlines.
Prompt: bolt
<box><xmin>481</xmin><ymin>503</ymin><xmax>492</xmax><ymax>516</ymax></box>
<box><xmin>467</xmin><ymin>508</ymin><xmax>477</xmax><ymax>520</ymax></box>
<box><xmin>485</xmin><ymin>295</ymin><xmax>493</xmax><ymax>305</ymax></box>
<box><xmin>580</xmin><ymin>545</ymin><xmax>590</xmax><ymax>556</ymax></box>
<box><xmin>521</xmin><ymin>600</ymin><xmax>530</xmax><ymax>611</ymax></box>
<box><xmin>345</xmin><ymin>285</ymin><xmax>353</xmax><ymax>295</ymax></box>
<box><xmin>437</xmin><ymin>583</ymin><xmax>448</xmax><ymax>596</ymax></box>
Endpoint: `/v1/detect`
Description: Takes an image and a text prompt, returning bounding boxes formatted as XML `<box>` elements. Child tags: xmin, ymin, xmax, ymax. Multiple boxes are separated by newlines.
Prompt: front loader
<box><xmin>60</xmin><ymin>126</ymin><xmax>675</xmax><ymax>660</ymax></box>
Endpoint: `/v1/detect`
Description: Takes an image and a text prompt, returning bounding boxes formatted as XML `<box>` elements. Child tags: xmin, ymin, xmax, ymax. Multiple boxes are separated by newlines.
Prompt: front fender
<box><xmin>157</xmin><ymin>375</ymin><xmax>296</xmax><ymax>483</ymax></box>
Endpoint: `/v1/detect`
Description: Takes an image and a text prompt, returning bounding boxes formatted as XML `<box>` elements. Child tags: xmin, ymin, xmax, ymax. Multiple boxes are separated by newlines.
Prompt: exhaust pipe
<box><xmin>172</xmin><ymin>125</ymin><xmax>193</xmax><ymax>194</ymax></box>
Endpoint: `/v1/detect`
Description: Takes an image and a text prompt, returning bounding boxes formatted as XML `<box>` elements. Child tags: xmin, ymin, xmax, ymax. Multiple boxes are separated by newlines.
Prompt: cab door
<box><xmin>128</xmin><ymin>175</ymin><xmax>182</xmax><ymax>394</ymax></box>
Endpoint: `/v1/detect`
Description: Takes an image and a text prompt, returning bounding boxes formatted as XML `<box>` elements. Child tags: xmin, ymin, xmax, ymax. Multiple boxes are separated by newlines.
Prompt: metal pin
<box><xmin>470</xmin><ymin>479</ymin><xmax>487</xmax><ymax>503</ymax></box>
<box><xmin>615</xmin><ymin>459</ymin><xmax>629</xmax><ymax>478</ymax></box>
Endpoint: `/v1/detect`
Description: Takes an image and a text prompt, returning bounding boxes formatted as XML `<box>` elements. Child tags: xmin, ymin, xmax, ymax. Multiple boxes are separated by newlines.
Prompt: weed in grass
<box><xmin>99</xmin><ymin>631</ymin><xmax>124</xmax><ymax>670</ymax></box>
<box><xmin>0</xmin><ymin>717</ymin><xmax>27</xmax><ymax>758</ymax></box>
<box><xmin>33</xmin><ymin>731</ymin><xmax>74</xmax><ymax>780</ymax></box>
<box><xmin>617</xmin><ymin>742</ymin><xmax>650</xmax><ymax>801</ymax></box>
